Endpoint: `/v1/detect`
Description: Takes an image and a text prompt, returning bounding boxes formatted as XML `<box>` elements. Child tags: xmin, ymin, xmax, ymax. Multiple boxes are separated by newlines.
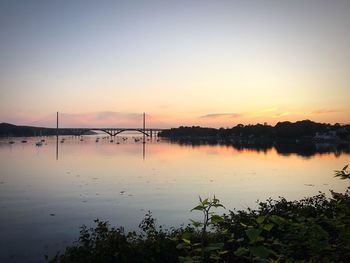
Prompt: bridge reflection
<box><xmin>55</xmin><ymin>135</ymin><xmax>149</xmax><ymax>161</ymax></box>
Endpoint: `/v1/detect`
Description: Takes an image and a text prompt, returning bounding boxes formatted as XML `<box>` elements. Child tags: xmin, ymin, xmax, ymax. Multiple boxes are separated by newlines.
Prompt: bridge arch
<box><xmin>113</xmin><ymin>129</ymin><xmax>149</xmax><ymax>136</ymax></box>
<box><xmin>55</xmin><ymin>112</ymin><xmax>164</xmax><ymax>137</ymax></box>
<box><xmin>91</xmin><ymin>129</ymin><xmax>150</xmax><ymax>137</ymax></box>
<box><xmin>57</xmin><ymin>128</ymin><xmax>162</xmax><ymax>137</ymax></box>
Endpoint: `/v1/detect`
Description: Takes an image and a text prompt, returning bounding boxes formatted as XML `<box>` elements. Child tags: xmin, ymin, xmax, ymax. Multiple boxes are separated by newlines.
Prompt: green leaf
<box><xmin>176</xmin><ymin>243</ymin><xmax>184</xmax><ymax>250</ymax></box>
<box><xmin>179</xmin><ymin>256</ymin><xmax>193</xmax><ymax>263</ymax></box>
<box><xmin>222</xmin><ymin>228</ymin><xmax>230</xmax><ymax>235</ymax></box>
<box><xmin>182</xmin><ymin>238</ymin><xmax>191</xmax><ymax>245</ymax></box>
<box><xmin>191</xmin><ymin>205</ymin><xmax>204</xmax><ymax>211</ymax></box>
<box><xmin>213</xmin><ymin>203</ymin><xmax>226</xmax><ymax>209</ymax></box>
<box><xmin>240</xmin><ymin>223</ymin><xmax>248</xmax><ymax>228</ymax></box>
<box><xmin>250</xmin><ymin>245</ymin><xmax>270</xmax><ymax>259</ymax></box>
<box><xmin>263</xmin><ymin>223</ymin><xmax>274</xmax><ymax>232</ymax></box>
<box><xmin>256</xmin><ymin>215</ymin><xmax>266</xmax><ymax>224</ymax></box>
<box><xmin>211</xmin><ymin>215</ymin><xmax>224</xmax><ymax>224</ymax></box>
<box><xmin>269</xmin><ymin>215</ymin><xmax>285</xmax><ymax>225</ymax></box>
<box><xmin>204</xmin><ymin>242</ymin><xmax>224</xmax><ymax>251</ymax></box>
<box><xmin>182</xmin><ymin>231</ymin><xmax>191</xmax><ymax>240</ymax></box>
<box><xmin>210</xmin><ymin>254</ymin><xmax>221</xmax><ymax>260</ymax></box>
<box><xmin>202</xmin><ymin>198</ymin><xmax>209</xmax><ymax>205</ymax></box>
<box><xmin>245</xmin><ymin>228</ymin><xmax>263</xmax><ymax>243</ymax></box>
<box><xmin>234</xmin><ymin>247</ymin><xmax>249</xmax><ymax>256</ymax></box>
<box><xmin>190</xmin><ymin>219</ymin><xmax>202</xmax><ymax>228</ymax></box>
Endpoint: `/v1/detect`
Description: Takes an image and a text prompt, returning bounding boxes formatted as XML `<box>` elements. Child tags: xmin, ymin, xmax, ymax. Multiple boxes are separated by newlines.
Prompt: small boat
<box><xmin>60</xmin><ymin>140</ymin><xmax>64</xmax><ymax>143</ymax></box>
<box><xmin>21</xmin><ymin>140</ymin><xmax>27</xmax><ymax>143</ymax></box>
<box><xmin>36</xmin><ymin>141</ymin><xmax>43</xmax><ymax>146</ymax></box>
<box><xmin>41</xmin><ymin>139</ymin><xmax>45</xmax><ymax>142</ymax></box>
<box><xmin>110</xmin><ymin>140</ymin><xmax>114</xmax><ymax>143</ymax></box>
<box><xmin>9</xmin><ymin>141</ymin><xmax>15</xmax><ymax>144</ymax></box>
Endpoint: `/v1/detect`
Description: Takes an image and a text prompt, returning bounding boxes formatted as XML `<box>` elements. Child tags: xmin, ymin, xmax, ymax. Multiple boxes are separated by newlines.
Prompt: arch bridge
<box><xmin>55</xmin><ymin>112</ymin><xmax>165</xmax><ymax>137</ymax></box>
<box><xmin>58</xmin><ymin>127</ymin><xmax>164</xmax><ymax>137</ymax></box>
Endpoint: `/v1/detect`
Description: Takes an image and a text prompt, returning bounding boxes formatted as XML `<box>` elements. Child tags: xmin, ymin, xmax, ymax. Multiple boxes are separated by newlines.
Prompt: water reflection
<box><xmin>0</xmin><ymin>135</ymin><xmax>349</xmax><ymax>262</ymax></box>
<box><xmin>56</xmin><ymin>135</ymin><xmax>58</xmax><ymax>160</ymax></box>
<box><xmin>53</xmin><ymin>134</ymin><xmax>148</xmax><ymax>161</ymax></box>
<box><xmin>167</xmin><ymin>138</ymin><xmax>350</xmax><ymax>158</ymax></box>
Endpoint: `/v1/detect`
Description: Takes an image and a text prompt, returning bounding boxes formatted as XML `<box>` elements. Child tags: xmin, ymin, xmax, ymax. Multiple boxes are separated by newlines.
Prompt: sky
<box><xmin>0</xmin><ymin>0</ymin><xmax>349</xmax><ymax>128</ymax></box>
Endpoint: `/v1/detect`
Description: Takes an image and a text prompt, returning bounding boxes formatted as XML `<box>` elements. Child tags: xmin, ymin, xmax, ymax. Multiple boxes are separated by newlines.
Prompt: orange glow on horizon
<box><xmin>3</xmin><ymin>107</ymin><xmax>349</xmax><ymax>128</ymax></box>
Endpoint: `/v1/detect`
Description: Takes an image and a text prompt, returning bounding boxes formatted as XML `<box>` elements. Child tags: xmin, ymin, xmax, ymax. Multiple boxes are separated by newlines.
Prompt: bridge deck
<box><xmin>56</xmin><ymin>127</ymin><xmax>166</xmax><ymax>136</ymax></box>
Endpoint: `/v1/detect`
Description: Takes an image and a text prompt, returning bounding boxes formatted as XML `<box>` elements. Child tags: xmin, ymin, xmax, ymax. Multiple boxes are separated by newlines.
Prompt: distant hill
<box><xmin>0</xmin><ymin>123</ymin><xmax>96</xmax><ymax>137</ymax></box>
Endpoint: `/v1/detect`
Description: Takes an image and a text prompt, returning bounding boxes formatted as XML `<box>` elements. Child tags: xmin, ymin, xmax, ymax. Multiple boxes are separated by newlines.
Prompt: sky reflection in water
<box><xmin>0</xmin><ymin>135</ymin><xmax>349</xmax><ymax>262</ymax></box>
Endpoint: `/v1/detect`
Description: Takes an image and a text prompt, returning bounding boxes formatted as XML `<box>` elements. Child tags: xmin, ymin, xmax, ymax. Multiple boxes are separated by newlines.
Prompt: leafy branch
<box><xmin>191</xmin><ymin>196</ymin><xmax>225</xmax><ymax>244</ymax></box>
<box><xmin>334</xmin><ymin>165</ymin><xmax>349</xmax><ymax>180</ymax></box>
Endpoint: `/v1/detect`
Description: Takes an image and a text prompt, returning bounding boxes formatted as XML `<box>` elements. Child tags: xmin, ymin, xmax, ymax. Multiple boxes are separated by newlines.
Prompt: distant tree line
<box><xmin>0</xmin><ymin>123</ymin><xmax>95</xmax><ymax>137</ymax></box>
<box><xmin>159</xmin><ymin>120</ymin><xmax>350</xmax><ymax>140</ymax></box>
<box><xmin>167</xmin><ymin>137</ymin><xmax>350</xmax><ymax>157</ymax></box>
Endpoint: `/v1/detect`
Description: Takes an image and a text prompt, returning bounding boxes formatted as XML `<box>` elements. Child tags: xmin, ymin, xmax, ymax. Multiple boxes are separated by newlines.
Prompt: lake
<box><xmin>0</xmin><ymin>135</ymin><xmax>349</xmax><ymax>262</ymax></box>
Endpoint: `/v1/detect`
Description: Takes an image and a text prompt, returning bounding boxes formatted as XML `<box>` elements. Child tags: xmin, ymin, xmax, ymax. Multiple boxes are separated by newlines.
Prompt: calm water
<box><xmin>0</xmin><ymin>135</ymin><xmax>349</xmax><ymax>262</ymax></box>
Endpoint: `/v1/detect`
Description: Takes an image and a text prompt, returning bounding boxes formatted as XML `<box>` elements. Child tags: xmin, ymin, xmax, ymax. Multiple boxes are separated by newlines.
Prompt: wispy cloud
<box><xmin>312</xmin><ymin>109</ymin><xmax>343</xmax><ymax>114</ymax></box>
<box><xmin>260</xmin><ymin>107</ymin><xmax>277</xmax><ymax>113</ymax></box>
<box><xmin>157</xmin><ymin>104</ymin><xmax>171</xmax><ymax>109</ymax></box>
<box><xmin>199</xmin><ymin>113</ymin><xmax>242</xmax><ymax>119</ymax></box>
<box><xmin>59</xmin><ymin>112</ymin><xmax>142</xmax><ymax>127</ymax></box>
<box><xmin>273</xmin><ymin>112</ymin><xmax>289</xmax><ymax>118</ymax></box>
<box><xmin>26</xmin><ymin>111</ymin><xmax>172</xmax><ymax>128</ymax></box>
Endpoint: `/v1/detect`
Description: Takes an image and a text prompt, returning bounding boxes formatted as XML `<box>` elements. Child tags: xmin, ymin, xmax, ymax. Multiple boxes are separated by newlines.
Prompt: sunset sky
<box><xmin>1</xmin><ymin>0</ymin><xmax>349</xmax><ymax>128</ymax></box>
